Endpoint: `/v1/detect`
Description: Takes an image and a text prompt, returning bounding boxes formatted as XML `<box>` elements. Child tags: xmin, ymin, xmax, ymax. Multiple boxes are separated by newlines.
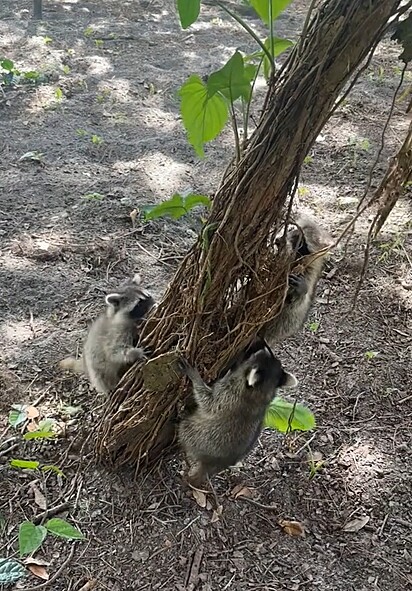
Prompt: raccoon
<box><xmin>263</xmin><ymin>213</ymin><xmax>333</xmax><ymax>345</ymax></box>
<box><xmin>178</xmin><ymin>341</ymin><xmax>297</xmax><ymax>487</ymax></box>
<box><xmin>60</xmin><ymin>274</ymin><xmax>155</xmax><ymax>394</ymax></box>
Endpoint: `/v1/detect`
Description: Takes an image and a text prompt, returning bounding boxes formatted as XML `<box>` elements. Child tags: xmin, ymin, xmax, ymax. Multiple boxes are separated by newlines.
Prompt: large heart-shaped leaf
<box><xmin>249</xmin><ymin>0</ymin><xmax>293</xmax><ymax>24</ymax></box>
<box><xmin>143</xmin><ymin>193</ymin><xmax>210</xmax><ymax>221</ymax></box>
<box><xmin>207</xmin><ymin>51</ymin><xmax>252</xmax><ymax>102</ymax></box>
<box><xmin>177</xmin><ymin>0</ymin><xmax>201</xmax><ymax>29</ymax></box>
<box><xmin>179</xmin><ymin>75</ymin><xmax>228</xmax><ymax>157</ymax></box>
<box><xmin>19</xmin><ymin>522</ymin><xmax>47</xmax><ymax>557</ymax></box>
<box><xmin>264</xmin><ymin>397</ymin><xmax>316</xmax><ymax>433</ymax></box>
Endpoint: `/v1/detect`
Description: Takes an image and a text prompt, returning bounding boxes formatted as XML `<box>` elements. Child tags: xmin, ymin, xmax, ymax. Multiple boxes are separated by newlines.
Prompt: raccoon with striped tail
<box><xmin>59</xmin><ymin>273</ymin><xmax>155</xmax><ymax>394</ymax></box>
<box><xmin>178</xmin><ymin>339</ymin><xmax>297</xmax><ymax>487</ymax></box>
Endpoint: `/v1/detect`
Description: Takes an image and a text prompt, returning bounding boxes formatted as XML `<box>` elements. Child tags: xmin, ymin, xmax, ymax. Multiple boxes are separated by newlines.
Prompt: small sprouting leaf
<box><xmin>207</xmin><ymin>51</ymin><xmax>252</xmax><ymax>102</ymax></box>
<box><xmin>177</xmin><ymin>0</ymin><xmax>201</xmax><ymax>29</ymax></box>
<box><xmin>45</xmin><ymin>518</ymin><xmax>85</xmax><ymax>540</ymax></box>
<box><xmin>10</xmin><ymin>459</ymin><xmax>40</xmax><ymax>470</ymax></box>
<box><xmin>249</xmin><ymin>0</ymin><xmax>293</xmax><ymax>24</ymax></box>
<box><xmin>23</xmin><ymin>431</ymin><xmax>55</xmax><ymax>441</ymax></box>
<box><xmin>9</xmin><ymin>405</ymin><xmax>27</xmax><ymax>427</ymax></box>
<box><xmin>264</xmin><ymin>397</ymin><xmax>316</xmax><ymax>433</ymax></box>
<box><xmin>19</xmin><ymin>522</ymin><xmax>47</xmax><ymax>557</ymax></box>
<box><xmin>392</xmin><ymin>12</ymin><xmax>412</xmax><ymax>64</ymax></box>
<box><xmin>0</xmin><ymin>58</ymin><xmax>14</xmax><ymax>71</ymax></box>
<box><xmin>24</xmin><ymin>71</ymin><xmax>40</xmax><ymax>81</ymax></box>
<box><xmin>55</xmin><ymin>87</ymin><xmax>63</xmax><ymax>101</ymax></box>
<box><xmin>365</xmin><ymin>350</ymin><xmax>378</xmax><ymax>360</ymax></box>
<box><xmin>143</xmin><ymin>193</ymin><xmax>211</xmax><ymax>221</ymax></box>
<box><xmin>343</xmin><ymin>515</ymin><xmax>370</xmax><ymax>533</ymax></box>
<box><xmin>0</xmin><ymin>558</ymin><xmax>27</xmax><ymax>584</ymax></box>
<box><xmin>82</xmin><ymin>192</ymin><xmax>105</xmax><ymax>201</ymax></box>
<box><xmin>83</xmin><ymin>26</ymin><xmax>94</xmax><ymax>37</ymax></box>
<box><xmin>179</xmin><ymin>74</ymin><xmax>228</xmax><ymax>157</ymax></box>
<box><xmin>308</xmin><ymin>321</ymin><xmax>320</xmax><ymax>333</ymax></box>
<box><xmin>41</xmin><ymin>465</ymin><xmax>65</xmax><ymax>477</ymax></box>
<box><xmin>43</xmin><ymin>36</ymin><xmax>53</xmax><ymax>45</ymax></box>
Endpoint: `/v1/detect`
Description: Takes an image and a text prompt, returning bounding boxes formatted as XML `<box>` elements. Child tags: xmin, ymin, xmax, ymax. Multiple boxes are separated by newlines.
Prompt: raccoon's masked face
<box><xmin>105</xmin><ymin>279</ymin><xmax>155</xmax><ymax>321</ymax></box>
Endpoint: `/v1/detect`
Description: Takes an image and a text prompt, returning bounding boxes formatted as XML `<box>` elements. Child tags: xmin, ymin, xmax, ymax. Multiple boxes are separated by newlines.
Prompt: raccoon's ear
<box><xmin>281</xmin><ymin>371</ymin><xmax>298</xmax><ymax>389</ymax></box>
<box><xmin>105</xmin><ymin>293</ymin><xmax>122</xmax><ymax>308</ymax></box>
<box><xmin>246</xmin><ymin>367</ymin><xmax>260</xmax><ymax>387</ymax></box>
<box><xmin>132</xmin><ymin>273</ymin><xmax>142</xmax><ymax>285</ymax></box>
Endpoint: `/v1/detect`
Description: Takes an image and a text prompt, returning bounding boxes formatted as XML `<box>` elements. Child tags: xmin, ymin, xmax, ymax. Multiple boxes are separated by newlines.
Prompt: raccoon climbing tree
<box><xmin>96</xmin><ymin>0</ymin><xmax>411</xmax><ymax>469</ymax></box>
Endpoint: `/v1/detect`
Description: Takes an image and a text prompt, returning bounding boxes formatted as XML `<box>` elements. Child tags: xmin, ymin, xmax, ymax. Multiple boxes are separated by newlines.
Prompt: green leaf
<box><xmin>0</xmin><ymin>58</ymin><xmax>14</xmax><ymax>71</ymax></box>
<box><xmin>207</xmin><ymin>51</ymin><xmax>252</xmax><ymax>102</ymax></box>
<box><xmin>19</xmin><ymin>522</ymin><xmax>47</xmax><ymax>557</ymax></box>
<box><xmin>144</xmin><ymin>193</ymin><xmax>211</xmax><ymax>221</ymax></box>
<box><xmin>0</xmin><ymin>558</ymin><xmax>27</xmax><ymax>584</ymax></box>
<box><xmin>264</xmin><ymin>397</ymin><xmax>316</xmax><ymax>433</ymax></box>
<box><xmin>177</xmin><ymin>0</ymin><xmax>201</xmax><ymax>29</ymax></box>
<box><xmin>8</xmin><ymin>405</ymin><xmax>27</xmax><ymax>427</ymax></box>
<box><xmin>41</xmin><ymin>465</ymin><xmax>65</xmax><ymax>477</ymax></box>
<box><xmin>179</xmin><ymin>75</ymin><xmax>228</xmax><ymax>157</ymax></box>
<box><xmin>23</xmin><ymin>431</ymin><xmax>55</xmax><ymax>441</ymax></box>
<box><xmin>262</xmin><ymin>36</ymin><xmax>294</xmax><ymax>79</ymax></box>
<box><xmin>55</xmin><ymin>87</ymin><xmax>63</xmax><ymax>101</ymax></box>
<box><xmin>10</xmin><ymin>459</ymin><xmax>40</xmax><ymax>470</ymax></box>
<box><xmin>249</xmin><ymin>0</ymin><xmax>293</xmax><ymax>24</ymax></box>
<box><xmin>45</xmin><ymin>518</ymin><xmax>85</xmax><ymax>540</ymax></box>
<box><xmin>24</xmin><ymin>71</ymin><xmax>40</xmax><ymax>80</ymax></box>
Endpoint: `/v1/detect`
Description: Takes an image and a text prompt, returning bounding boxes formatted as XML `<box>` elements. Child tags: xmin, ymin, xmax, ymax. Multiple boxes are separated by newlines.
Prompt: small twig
<box><xmin>392</xmin><ymin>517</ymin><xmax>412</xmax><ymax>528</ymax></box>
<box><xmin>236</xmin><ymin>495</ymin><xmax>278</xmax><ymax>512</ymax></box>
<box><xmin>77</xmin><ymin>581</ymin><xmax>97</xmax><ymax>591</ymax></box>
<box><xmin>378</xmin><ymin>513</ymin><xmax>389</xmax><ymax>537</ymax></box>
<box><xmin>294</xmin><ymin>433</ymin><xmax>316</xmax><ymax>456</ymax></box>
<box><xmin>28</xmin><ymin>308</ymin><xmax>36</xmax><ymax>337</ymax></box>
<box><xmin>0</xmin><ymin>442</ymin><xmax>19</xmax><ymax>457</ymax></box>
<box><xmin>20</xmin><ymin>543</ymin><xmax>77</xmax><ymax>591</ymax></box>
<box><xmin>33</xmin><ymin>501</ymin><xmax>71</xmax><ymax>525</ymax></box>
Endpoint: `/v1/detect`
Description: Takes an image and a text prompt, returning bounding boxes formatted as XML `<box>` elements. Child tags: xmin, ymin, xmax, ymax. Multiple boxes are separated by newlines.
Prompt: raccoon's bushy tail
<box><xmin>59</xmin><ymin>356</ymin><xmax>84</xmax><ymax>374</ymax></box>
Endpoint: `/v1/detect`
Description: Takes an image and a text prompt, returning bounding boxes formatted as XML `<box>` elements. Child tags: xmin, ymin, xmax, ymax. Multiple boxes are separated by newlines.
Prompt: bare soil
<box><xmin>0</xmin><ymin>1</ymin><xmax>411</xmax><ymax>590</ymax></box>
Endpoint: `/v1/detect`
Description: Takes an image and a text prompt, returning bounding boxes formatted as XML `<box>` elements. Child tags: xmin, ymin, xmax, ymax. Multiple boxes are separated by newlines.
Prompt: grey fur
<box><xmin>60</xmin><ymin>274</ymin><xmax>155</xmax><ymax>394</ymax></box>
<box><xmin>178</xmin><ymin>345</ymin><xmax>297</xmax><ymax>487</ymax></box>
<box><xmin>263</xmin><ymin>213</ymin><xmax>333</xmax><ymax>345</ymax></box>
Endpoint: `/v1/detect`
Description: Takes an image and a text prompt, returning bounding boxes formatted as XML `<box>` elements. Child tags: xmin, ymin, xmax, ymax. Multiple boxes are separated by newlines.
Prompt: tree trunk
<box><xmin>373</xmin><ymin>118</ymin><xmax>412</xmax><ymax>237</ymax></box>
<box><xmin>96</xmin><ymin>0</ymin><xmax>407</xmax><ymax>469</ymax></box>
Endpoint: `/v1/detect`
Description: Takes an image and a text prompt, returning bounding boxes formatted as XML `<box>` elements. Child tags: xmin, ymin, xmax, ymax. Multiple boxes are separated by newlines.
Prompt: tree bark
<box><xmin>96</xmin><ymin>0</ymin><xmax>408</xmax><ymax>469</ymax></box>
<box><xmin>373</xmin><ymin>118</ymin><xmax>412</xmax><ymax>237</ymax></box>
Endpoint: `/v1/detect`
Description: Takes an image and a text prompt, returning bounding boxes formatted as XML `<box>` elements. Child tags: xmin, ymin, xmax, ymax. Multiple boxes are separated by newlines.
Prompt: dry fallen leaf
<box><xmin>210</xmin><ymin>505</ymin><xmax>223</xmax><ymax>523</ymax></box>
<box><xmin>279</xmin><ymin>519</ymin><xmax>306</xmax><ymax>538</ymax></box>
<box><xmin>192</xmin><ymin>489</ymin><xmax>207</xmax><ymax>508</ymax></box>
<box><xmin>130</xmin><ymin>208</ymin><xmax>138</xmax><ymax>226</ymax></box>
<box><xmin>30</xmin><ymin>482</ymin><xmax>47</xmax><ymax>510</ymax></box>
<box><xmin>343</xmin><ymin>515</ymin><xmax>370</xmax><ymax>533</ymax></box>
<box><xmin>231</xmin><ymin>484</ymin><xmax>254</xmax><ymax>499</ymax></box>
<box><xmin>27</xmin><ymin>564</ymin><xmax>49</xmax><ymax>580</ymax></box>
<box><xmin>26</xmin><ymin>406</ymin><xmax>40</xmax><ymax>419</ymax></box>
<box><xmin>26</xmin><ymin>420</ymin><xmax>39</xmax><ymax>432</ymax></box>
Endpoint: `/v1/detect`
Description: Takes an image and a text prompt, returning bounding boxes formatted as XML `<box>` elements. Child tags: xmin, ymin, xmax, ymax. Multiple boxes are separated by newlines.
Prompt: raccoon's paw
<box><xmin>289</xmin><ymin>274</ymin><xmax>308</xmax><ymax>296</ymax></box>
<box><xmin>177</xmin><ymin>356</ymin><xmax>191</xmax><ymax>375</ymax></box>
<box><xmin>125</xmin><ymin>347</ymin><xmax>146</xmax><ymax>364</ymax></box>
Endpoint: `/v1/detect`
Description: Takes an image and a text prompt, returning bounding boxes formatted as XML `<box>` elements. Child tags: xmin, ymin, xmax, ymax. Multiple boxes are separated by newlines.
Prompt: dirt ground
<box><xmin>1</xmin><ymin>1</ymin><xmax>411</xmax><ymax>590</ymax></box>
